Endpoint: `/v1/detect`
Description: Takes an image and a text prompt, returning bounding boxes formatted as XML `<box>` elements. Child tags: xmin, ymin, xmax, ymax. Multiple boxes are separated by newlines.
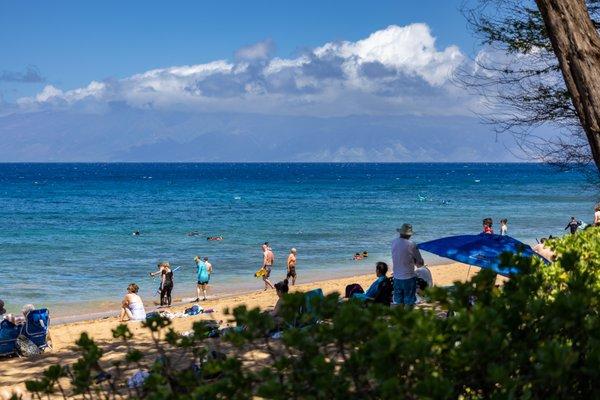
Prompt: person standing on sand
<box><xmin>287</xmin><ymin>248</ymin><xmax>297</xmax><ymax>285</ymax></box>
<box><xmin>159</xmin><ymin>262</ymin><xmax>174</xmax><ymax>307</ymax></box>
<box><xmin>195</xmin><ymin>256</ymin><xmax>211</xmax><ymax>301</ymax></box>
<box><xmin>262</xmin><ymin>243</ymin><xmax>275</xmax><ymax>290</ymax></box>
<box><xmin>391</xmin><ymin>223</ymin><xmax>424</xmax><ymax>307</ymax></box>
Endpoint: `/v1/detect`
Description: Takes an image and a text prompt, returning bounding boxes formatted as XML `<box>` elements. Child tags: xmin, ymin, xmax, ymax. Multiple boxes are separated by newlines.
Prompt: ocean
<box><xmin>0</xmin><ymin>163</ymin><xmax>596</xmax><ymax>316</ymax></box>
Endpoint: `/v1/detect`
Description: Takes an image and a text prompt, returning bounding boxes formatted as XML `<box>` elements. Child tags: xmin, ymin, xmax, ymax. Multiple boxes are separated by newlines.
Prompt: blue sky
<box><xmin>0</xmin><ymin>1</ymin><xmax>545</xmax><ymax>162</ymax></box>
<box><xmin>1</xmin><ymin>0</ymin><xmax>475</xmax><ymax>100</ymax></box>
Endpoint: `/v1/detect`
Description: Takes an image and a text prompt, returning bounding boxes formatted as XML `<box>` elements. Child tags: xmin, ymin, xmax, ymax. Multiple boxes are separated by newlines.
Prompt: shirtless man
<box><xmin>262</xmin><ymin>243</ymin><xmax>275</xmax><ymax>290</ymax></box>
<box><xmin>286</xmin><ymin>248</ymin><xmax>297</xmax><ymax>285</ymax></box>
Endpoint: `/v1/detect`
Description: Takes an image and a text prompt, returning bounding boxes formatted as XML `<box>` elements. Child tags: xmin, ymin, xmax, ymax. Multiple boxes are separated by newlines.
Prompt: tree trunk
<box><xmin>535</xmin><ymin>0</ymin><xmax>600</xmax><ymax>171</ymax></box>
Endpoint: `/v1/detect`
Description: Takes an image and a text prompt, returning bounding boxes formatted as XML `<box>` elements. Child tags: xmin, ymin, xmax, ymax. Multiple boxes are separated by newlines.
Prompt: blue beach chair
<box><xmin>0</xmin><ymin>319</ymin><xmax>23</xmax><ymax>356</ymax></box>
<box><xmin>24</xmin><ymin>308</ymin><xmax>50</xmax><ymax>349</ymax></box>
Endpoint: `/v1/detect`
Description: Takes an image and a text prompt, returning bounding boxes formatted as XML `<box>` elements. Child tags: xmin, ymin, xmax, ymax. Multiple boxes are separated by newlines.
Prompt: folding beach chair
<box><xmin>0</xmin><ymin>319</ymin><xmax>23</xmax><ymax>357</ymax></box>
<box><xmin>299</xmin><ymin>288</ymin><xmax>325</xmax><ymax>325</ymax></box>
<box><xmin>24</xmin><ymin>308</ymin><xmax>50</xmax><ymax>349</ymax></box>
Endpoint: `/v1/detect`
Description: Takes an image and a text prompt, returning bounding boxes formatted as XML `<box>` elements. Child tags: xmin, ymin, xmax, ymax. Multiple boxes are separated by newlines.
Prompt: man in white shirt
<box><xmin>391</xmin><ymin>223</ymin><xmax>424</xmax><ymax>306</ymax></box>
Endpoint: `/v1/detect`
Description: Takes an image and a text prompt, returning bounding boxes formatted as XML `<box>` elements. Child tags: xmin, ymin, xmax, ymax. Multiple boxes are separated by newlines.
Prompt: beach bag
<box><xmin>345</xmin><ymin>283</ymin><xmax>364</xmax><ymax>298</ymax></box>
<box><xmin>185</xmin><ymin>305</ymin><xmax>203</xmax><ymax>316</ymax></box>
<box><xmin>254</xmin><ymin>267</ymin><xmax>266</xmax><ymax>278</ymax></box>
<box><xmin>16</xmin><ymin>334</ymin><xmax>41</xmax><ymax>357</ymax></box>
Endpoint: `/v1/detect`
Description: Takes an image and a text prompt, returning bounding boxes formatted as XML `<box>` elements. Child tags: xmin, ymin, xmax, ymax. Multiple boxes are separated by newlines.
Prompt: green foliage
<box><xmin>22</xmin><ymin>228</ymin><xmax>600</xmax><ymax>399</ymax></box>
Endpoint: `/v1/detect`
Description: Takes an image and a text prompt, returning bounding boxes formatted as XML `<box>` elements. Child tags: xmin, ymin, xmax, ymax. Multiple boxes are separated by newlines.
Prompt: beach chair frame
<box><xmin>24</xmin><ymin>308</ymin><xmax>50</xmax><ymax>350</ymax></box>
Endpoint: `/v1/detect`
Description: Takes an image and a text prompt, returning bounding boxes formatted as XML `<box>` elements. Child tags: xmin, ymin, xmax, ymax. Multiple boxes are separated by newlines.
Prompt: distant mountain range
<box><xmin>0</xmin><ymin>103</ymin><xmax>522</xmax><ymax>162</ymax></box>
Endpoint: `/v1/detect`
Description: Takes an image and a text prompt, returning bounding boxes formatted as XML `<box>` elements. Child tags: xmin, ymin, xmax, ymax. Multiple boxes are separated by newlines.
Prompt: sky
<box><xmin>0</xmin><ymin>1</ymin><xmax>547</xmax><ymax>162</ymax></box>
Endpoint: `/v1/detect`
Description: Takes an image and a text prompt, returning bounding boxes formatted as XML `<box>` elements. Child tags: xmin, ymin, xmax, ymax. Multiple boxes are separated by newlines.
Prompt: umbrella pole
<box><xmin>466</xmin><ymin>265</ymin><xmax>472</xmax><ymax>280</ymax></box>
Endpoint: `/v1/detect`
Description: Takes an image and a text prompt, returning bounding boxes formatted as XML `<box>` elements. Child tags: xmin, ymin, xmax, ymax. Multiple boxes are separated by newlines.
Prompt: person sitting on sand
<box><xmin>415</xmin><ymin>265</ymin><xmax>433</xmax><ymax>303</ymax></box>
<box><xmin>352</xmin><ymin>262</ymin><xmax>389</xmax><ymax>301</ymax></box>
<box><xmin>195</xmin><ymin>256</ymin><xmax>212</xmax><ymax>301</ymax></box>
<box><xmin>271</xmin><ymin>279</ymin><xmax>290</xmax><ymax>323</ymax></box>
<box><xmin>119</xmin><ymin>283</ymin><xmax>146</xmax><ymax>322</ymax></box>
<box><xmin>4</xmin><ymin>303</ymin><xmax>35</xmax><ymax>325</ymax></box>
<box><xmin>287</xmin><ymin>248</ymin><xmax>297</xmax><ymax>286</ymax></box>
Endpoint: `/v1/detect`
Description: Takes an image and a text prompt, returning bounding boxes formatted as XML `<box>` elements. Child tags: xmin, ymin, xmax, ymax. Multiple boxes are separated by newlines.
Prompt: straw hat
<box><xmin>396</xmin><ymin>223</ymin><xmax>414</xmax><ymax>236</ymax></box>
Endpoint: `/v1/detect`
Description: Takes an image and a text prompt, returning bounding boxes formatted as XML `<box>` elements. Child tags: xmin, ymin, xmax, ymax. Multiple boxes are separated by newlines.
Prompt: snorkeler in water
<box><xmin>207</xmin><ymin>236</ymin><xmax>224</xmax><ymax>241</ymax></box>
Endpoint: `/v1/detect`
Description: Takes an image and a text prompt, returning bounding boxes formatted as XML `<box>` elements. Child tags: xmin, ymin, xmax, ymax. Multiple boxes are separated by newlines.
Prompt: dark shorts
<box><xmin>287</xmin><ymin>266</ymin><xmax>296</xmax><ymax>278</ymax></box>
<box><xmin>198</xmin><ymin>280</ymin><xmax>209</xmax><ymax>285</ymax></box>
<box><xmin>264</xmin><ymin>265</ymin><xmax>272</xmax><ymax>278</ymax></box>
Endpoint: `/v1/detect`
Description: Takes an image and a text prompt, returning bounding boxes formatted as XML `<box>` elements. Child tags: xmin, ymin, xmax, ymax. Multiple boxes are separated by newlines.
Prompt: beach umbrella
<box><xmin>417</xmin><ymin>233</ymin><xmax>547</xmax><ymax>276</ymax></box>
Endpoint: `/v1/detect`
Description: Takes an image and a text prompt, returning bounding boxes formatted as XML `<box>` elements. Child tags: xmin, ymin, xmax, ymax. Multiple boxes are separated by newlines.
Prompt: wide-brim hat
<box><xmin>397</xmin><ymin>223</ymin><xmax>414</xmax><ymax>236</ymax></box>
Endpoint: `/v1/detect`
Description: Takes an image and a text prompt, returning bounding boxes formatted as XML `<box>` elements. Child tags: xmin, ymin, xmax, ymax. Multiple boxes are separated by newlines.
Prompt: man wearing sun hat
<box><xmin>391</xmin><ymin>223</ymin><xmax>424</xmax><ymax>306</ymax></box>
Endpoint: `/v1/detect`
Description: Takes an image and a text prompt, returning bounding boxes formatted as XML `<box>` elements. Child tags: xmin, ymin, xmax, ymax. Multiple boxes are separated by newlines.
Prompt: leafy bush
<box><xmin>18</xmin><ymin>228</ymin><xmax>600</xmax><ymax>399</ymax></box>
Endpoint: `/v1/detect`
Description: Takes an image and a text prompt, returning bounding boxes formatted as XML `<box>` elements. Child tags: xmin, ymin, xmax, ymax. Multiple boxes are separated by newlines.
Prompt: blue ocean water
<box><xmin>0</xmin><ymin>163</ymin><xmax>596</xmax><ymax>316</ymax></box>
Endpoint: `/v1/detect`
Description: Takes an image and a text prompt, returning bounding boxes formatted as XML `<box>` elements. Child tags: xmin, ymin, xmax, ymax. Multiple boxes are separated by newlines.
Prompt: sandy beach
<box><xmin>1</xmin><ymin>262</ymin><xmax>494</xmax><ymax>397</ymax></box>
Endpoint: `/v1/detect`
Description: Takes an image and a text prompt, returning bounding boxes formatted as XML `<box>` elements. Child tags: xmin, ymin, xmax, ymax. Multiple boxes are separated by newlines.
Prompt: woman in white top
<box><xmin>119</xmin><ymin>283</ymin><xmax>146</xmax><ymax>322</ymax></box>
<box><xmin>594</xmin><ymin>204</ymin><xmax>600</xmax><ymax>226</ymax></box>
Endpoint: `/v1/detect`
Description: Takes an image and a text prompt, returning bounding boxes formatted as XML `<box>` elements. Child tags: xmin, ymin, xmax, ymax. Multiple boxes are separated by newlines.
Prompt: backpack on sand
<box><xmin>16</xmin><ymin>334</ymin><xmax>41</xmax><ymax>357</ymax></box>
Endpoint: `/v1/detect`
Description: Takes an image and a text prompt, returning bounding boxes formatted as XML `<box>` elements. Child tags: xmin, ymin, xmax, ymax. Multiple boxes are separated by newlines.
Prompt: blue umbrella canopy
<box><xmin>418</xmin><ymin>233</ymin><xmax>545</xmax><ymax>276</ymax></box>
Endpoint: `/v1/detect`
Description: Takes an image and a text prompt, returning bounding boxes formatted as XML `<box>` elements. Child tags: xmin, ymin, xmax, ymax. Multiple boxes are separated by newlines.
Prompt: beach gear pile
<box><xmin>144</xmin><ymin>305</ymin><xmax>213</xmax><ymax>321</ymax></box>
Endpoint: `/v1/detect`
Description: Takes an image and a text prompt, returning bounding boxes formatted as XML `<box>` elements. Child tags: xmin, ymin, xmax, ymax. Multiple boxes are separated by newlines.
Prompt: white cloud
<box><xmin>17</xmin><ymin>24</ymin><xmax>475</xmax><ymax>117</ymax></box>
<box><xmin>235</xmin><ymin>39</ymin><xmax>275</xmax><ymax>61</ymax></box>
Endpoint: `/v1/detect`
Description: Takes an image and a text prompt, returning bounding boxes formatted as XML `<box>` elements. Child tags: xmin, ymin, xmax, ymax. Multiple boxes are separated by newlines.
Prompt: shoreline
<box><xmin>48</xmin><ymin>257</ymin><xmax>454</xmax><ymax>324</ymax></box>
<box><xmin>1</xmin><ymin>261</ymin><xmax>488</xmax><ymax>395</ymax></box>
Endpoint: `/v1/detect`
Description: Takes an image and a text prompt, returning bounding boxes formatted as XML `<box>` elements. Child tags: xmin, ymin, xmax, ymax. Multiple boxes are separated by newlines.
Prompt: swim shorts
<box><xmin>287</xmin><ymin>266</ymin><xmax>296</xmax><ymax>278</ymax></box>
<box><xmin>198</xmin><ymin>280</ymin><xmax>209</xmax><ymax>285</ymax></box>
<box><xmin>264</xmin><ymin>265</ymin><xmax>272</xmax><ymax>278</ymax></box>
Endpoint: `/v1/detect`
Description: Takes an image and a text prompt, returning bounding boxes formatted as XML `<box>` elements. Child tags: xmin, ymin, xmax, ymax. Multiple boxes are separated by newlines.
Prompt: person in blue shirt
<box><xmin>353</xmin><ymin>262</ymin><xmax>388</xmax><ymax>301</ymax></box>
<box><xmin>195</xmin><ymin>256</ymin><xmax>212</xmax><ymax>301</ymax></box>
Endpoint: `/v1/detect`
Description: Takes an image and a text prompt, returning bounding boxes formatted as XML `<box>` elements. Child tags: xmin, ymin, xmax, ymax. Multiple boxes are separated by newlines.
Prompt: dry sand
<box><xmin>0</xmin><ymin>262</ymin><xmax>490</xmax><ymax>397</ymax></box>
